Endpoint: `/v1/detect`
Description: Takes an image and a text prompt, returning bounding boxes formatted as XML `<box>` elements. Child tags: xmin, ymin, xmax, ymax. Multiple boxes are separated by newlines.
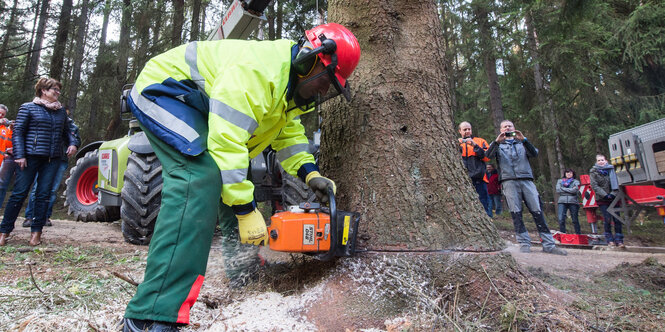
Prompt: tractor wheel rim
<box><xmin>76</xmin><ymin>167</ymin><xmax>99</xmax><ymax>205</ymax></box>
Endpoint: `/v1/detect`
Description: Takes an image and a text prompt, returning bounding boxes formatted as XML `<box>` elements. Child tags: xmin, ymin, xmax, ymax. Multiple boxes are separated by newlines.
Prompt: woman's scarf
<box><xmin>595</xmin><ymin>163</ymin><xmax>619</xmax><ymax>191</ymax></box>
<box><xmin>32</xmin><ymin>97</ymin><xmax>62</xmax><ymax>111</ymax></box>
<box><xmin>561</xmin><ymin>177</ymin><xmax>574</xmax><ymax>187</ymax></box>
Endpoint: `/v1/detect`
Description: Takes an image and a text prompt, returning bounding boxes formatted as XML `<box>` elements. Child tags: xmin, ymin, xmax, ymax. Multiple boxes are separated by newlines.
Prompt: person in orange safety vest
<box><xmin>0</xmin><ymin>104</ymin><xmax>15</xmax><ymax>209</ymax></box>
<box><xmin>458</xmin><ymin>121</ymin><xmax>491</xmax><ymax>216</ymax></box>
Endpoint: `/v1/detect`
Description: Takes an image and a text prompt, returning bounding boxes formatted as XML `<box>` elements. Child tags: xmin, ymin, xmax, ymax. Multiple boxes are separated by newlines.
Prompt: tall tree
<box><xmin>85</xmin><ymin>0</ymin><xmax>112</xmax><ymax>140</ymax></box>
<box><xmin>525</xmin><ymin>9</ymin><xmax>563</xmax><ymax>196</ymax></box>
<box><xmin>323</xmin><ymin>0</ymin><xmax>501</xmax><ymax>251</ymax></box>
<box><xmin>23</xmin><ymin>0</ymin><xmax>50</xmax><ymax>93</ymax></box>
<box><xmin>472</xmin><ymin>0</ymin><xmax>504</xmax><ymax>134</ymax></box>
<box><xmin>105</xmin><ymin>0</ymin><xmax>132</xmax><ymax>140</ymax></box>
<box><xmin>171</xmin><ymin>0</ymin><xmax>184</xmax><ymax>47</ymax></box>
<box><xmin>66</xmin><ymin>0</ymin><xmax>90</xmax><ymax>115</ymax></box>
<box><xmin>0</xmin><ymin>0</ymin><xmax>20</xmax><ymax>76</ymax></box>
<box><xmin>190</xmin><ymin>0</ymin><xmax>202</xmax><ymax>41</ymax></box>
<box><xmin>49</xmin><ymin>0</ymin><xmax>73</xmax><ymax>81</ymax></box>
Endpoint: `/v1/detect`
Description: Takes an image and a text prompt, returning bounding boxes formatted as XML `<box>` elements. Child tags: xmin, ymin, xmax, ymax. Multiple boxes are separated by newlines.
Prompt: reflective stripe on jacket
<box><xmin>459</xmin><ymin>136</ymin><xmax>489</xmax><ymax>180</ymax></box>
<box><xmin>129</xmin><ymin>39</ymin><xmax>315</xmax><ymax>207</ymax></box>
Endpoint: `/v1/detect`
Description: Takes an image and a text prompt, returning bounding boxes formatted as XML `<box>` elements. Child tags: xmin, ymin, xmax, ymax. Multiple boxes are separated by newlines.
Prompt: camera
<box><xmin>505</xmin><ymin>132</ymin><xmax>517</xmax><ymax>137</ymax></box>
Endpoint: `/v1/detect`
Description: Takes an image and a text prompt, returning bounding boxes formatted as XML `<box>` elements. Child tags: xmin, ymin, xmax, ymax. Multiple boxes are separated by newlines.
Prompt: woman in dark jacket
<box><xmin>0</xmin><ymin>77</ymin><xmax>77</xmax><ymax>246</ymax></box>
<box><xmin>556</xmin><ymin>168</ymin><xmax>581</xmax><ymax>234</ymax></box>
<box><xmin>590</xmin><ymin>154</ymin><xmax>623</xmax><ymax>248</ymax></box>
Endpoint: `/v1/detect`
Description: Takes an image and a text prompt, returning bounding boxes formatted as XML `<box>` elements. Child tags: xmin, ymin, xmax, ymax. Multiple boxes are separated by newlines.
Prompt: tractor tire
<box><xmin>65</xmin><ymin>150</ymin><xmax>120</xmax><ymax>222</ymax></box>
<box><xmin>280</xmin><ymin>168</ymin><xmax>316</xmax><ymax>207</ymax></box>
<box><xmin>120</xmin><ymin>152</ymin><xmax>162</xmax><ymax>245</ymax></box>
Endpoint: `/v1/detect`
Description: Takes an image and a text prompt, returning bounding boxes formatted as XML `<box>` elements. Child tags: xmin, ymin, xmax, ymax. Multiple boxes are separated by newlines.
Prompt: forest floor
<box><xmin>0</xmin><ymin>210</ymin><xmax>664</xmax><ymax>331</ymax></box>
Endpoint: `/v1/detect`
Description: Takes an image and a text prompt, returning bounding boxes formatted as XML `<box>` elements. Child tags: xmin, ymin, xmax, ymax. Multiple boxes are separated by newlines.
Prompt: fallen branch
<box><xmin>112</xmin><ymin>271</ymin><xmax>139</xmax><ymax>287</ymax></box>
<box><xmin>27</xmin><ymin>262</ymin><xmax>45</xmax><ymax>294</ymax></box>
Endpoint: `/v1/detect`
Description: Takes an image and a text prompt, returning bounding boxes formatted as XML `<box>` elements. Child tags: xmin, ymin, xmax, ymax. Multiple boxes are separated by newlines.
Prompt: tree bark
<box><xmin>323</xmin><ymin>0</ymin><xmax>502</xmax><ymax>251</ymax></box>
<box><xmin>23</xmin><ymin>0</ymin><xmax>50</xmax><ymax>93</ymax></box>
<box><xmin>49</xmin><ymin>0</ymin><xmax>73</xmax><ymax>81</ymax></box>
<box><xmin>105</xmin><ymin>0</ymin><xmax>131</xmax><ymax>140</ymax></box>
<box><xmin>0</xmin><ymin>0</ymin><xmax>20</xmax><ymax>76</ymax></box>
<box><xmin>171</xmin><ymin>0</ymin><xmax>184</xmax><ymax>47</ymax></box>
<box><xmin>473</xmin><ymin>1</ymin><xmax>504</xmax><ymax>134</ymax></box>
<box><xmin>66</xmin><ymin>0</ymin><xmax>90</xmax><ymax>115</ymax></box>
<box><xmin>190</xmin><ymin>0</ymin><xmax>202</xmax><ymax>41</ymax></box>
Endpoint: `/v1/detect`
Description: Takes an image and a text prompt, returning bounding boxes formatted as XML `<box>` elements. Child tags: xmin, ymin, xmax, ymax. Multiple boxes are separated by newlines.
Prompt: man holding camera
<box><xmin>458</xmin><ymin>121</ymin><xmax>491</xmax><ymax>216</ymax></box>
<box><xmin>486</xmin><ymin>120</ymin><xmax>567</xmax><ymax>255</ymax></box>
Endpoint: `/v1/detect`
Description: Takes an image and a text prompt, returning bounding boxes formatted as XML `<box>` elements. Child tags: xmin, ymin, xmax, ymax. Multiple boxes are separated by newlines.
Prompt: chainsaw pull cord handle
<box><xmin>315</xmin><ymin>186</ymin><xmax>337</xmax><ymax>261</ymax></box>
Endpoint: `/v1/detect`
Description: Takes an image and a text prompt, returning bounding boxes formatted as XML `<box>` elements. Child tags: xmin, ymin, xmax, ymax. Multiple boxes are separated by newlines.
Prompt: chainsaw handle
<box><xmin>315</xmin><ymin>187</ymin><xmax>337</xmax><ymax>261</ymax></box>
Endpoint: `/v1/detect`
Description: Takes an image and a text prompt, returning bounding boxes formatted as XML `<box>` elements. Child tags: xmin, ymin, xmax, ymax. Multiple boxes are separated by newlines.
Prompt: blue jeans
<box><xmin>25</xmin><ymin>160</ymin><xmax>68</xmax><ymax>219</ymax></box>
<box><xmin>557</xmin><ymin>203</ymin><xmax>581</xmax><ymax>234</ymax></box>
<box><xmin>472</xmin><ymin>178</ymin><xmax>491</xmax><ymax>217</ymax></box>
<box><xmin>599</xmin><ymin>204</ymin><xmax>623</xmax><ymax>244</ymax></box>
<box><xmin>488</xmin><ymin>194</ymin><xmax>502</xmax><ymax>217</ymax></box>
<box><xmin>0</xmin><ymin>156</ymin><xmax>61</xmax><ymax>233</ymax></box>
<box><xmin>0</xmin><ymin>156</ymin><xmax>17</xmax><ymax>209</ymax></box>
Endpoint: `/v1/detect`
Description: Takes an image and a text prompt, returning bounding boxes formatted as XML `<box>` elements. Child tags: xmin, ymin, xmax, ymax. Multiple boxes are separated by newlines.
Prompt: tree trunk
<box><xmin>105</xmin><ymin>0</ymin><xmax>131</xmax><ymax>140</ymax></box>
<box><xmin>23</xmin><ymin>0</ymin><xmax>50</xmax><ymax>93</ymax></box>
<box><xmin>86</xmin><ymin>0</ymin><xmax>111</xmax><ymax>140</ymax></box>
<box><xmin>0</xmin><ymin>0</ymin><xmax>20</xmax><ymax>76</ymax></box>
<box><xmin>49</xmin><ymin>0</ymin><xmax>73</xmax><ymax>81</ymax></box>
<box><xmin>66</xmin><ymin>0</ymin><xmax>90</xmax><ymax>115</ymax></box>
<box><xmin>190</xmin><ymin>0</ymin><xmax>202</xmax><ymax>41</ymax></box>
<box><xmin>473</xmin><ymin>1</ymin><xmax>504</xmax><ymax>134</ymax></box>
<box><xmin>323</xmin><ymin>0</ymin><xmax>502</xmax><ymax>251</ymax></box>
<box><xmin>171</xmin><ymin>0</ymin><xmax>184</xmax><ymax>47</ymax></box>
<box><xmin>525</xmin><ymin>10</ymin><xmax>563</xmax><ymax>200</ymax></box>
<box><xmin>276</xmin><ymin>0</ymin><xmax>283</xmax><ymax>39</ymax></box>
<box><xmin>266</xmin><ymin>1</ymin><xmax>275</xmax><ymax>40</ymax></box>
<box><xmin>134</xmin><ymin>0</ymin><xmax>152</xmax><ymax>75</ymax></box>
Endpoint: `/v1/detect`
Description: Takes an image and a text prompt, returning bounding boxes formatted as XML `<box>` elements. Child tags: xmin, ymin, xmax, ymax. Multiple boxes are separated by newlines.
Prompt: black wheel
<box><xmin>280</xmin><ymin>168</ymin><xmax>316</xmax><ymax>207</ymax></box>
<box><xmin>120</xmin><ymin>152</ymin><xmax>162</xmax><ymax>245</ymax></box>
<box><xmin>65</xmin><ymin>150</ymin><xmax>120</xmax><ymax>222</ymax></box>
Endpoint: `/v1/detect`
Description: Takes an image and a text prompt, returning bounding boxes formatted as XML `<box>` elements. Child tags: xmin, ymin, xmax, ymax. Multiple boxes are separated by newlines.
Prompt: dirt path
<box><xmin>504</xmin><ymin>241</ymin><xmax>665</xmax><ymax>280</ymax></box>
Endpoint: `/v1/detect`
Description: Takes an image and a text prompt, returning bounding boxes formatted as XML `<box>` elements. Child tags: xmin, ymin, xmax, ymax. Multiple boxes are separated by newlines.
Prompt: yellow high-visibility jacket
<box><xmin>130</xmin><ymin>39</ymin><xmax>315</xmax><ymax>208</ymax></box>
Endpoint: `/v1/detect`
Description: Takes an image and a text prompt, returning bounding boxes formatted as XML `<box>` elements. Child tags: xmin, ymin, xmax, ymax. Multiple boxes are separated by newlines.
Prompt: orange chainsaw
<box><xmin>267</xmin><ymin>188</ymin><xmax>360</xmax><ymax>261</ymax></box>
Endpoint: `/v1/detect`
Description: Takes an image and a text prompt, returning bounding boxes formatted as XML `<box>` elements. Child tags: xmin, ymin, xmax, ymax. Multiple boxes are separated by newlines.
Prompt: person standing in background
<box><xmin>486</xmin><ymin>163</ymin><xmax>502</xmax><ymax>217</ymax></box>
<box><xmin>556</xmin><ymin>168</ymin><xmax>581</xmax><ymax>234</ymax></box>
<box><xmin>458</xmin><ymin>121</ymin><xmax>491</xmax><ymax>216</ymax></box>
<box><xmin>590</xmin><ymin>154</ymin><xmax>624</xmax><ymax>248</ymax></box>
<box><xmin>0</xmin><ymin>104</ymin><xmax>16</xmax><ymax>209</ymax></box>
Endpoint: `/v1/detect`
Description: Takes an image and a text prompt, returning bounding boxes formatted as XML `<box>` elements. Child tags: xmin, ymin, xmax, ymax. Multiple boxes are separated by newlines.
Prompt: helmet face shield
<box><xmin>293</xmin><ymin>58</ymin><xmax>350</xmax><ymax>110</ymax></box>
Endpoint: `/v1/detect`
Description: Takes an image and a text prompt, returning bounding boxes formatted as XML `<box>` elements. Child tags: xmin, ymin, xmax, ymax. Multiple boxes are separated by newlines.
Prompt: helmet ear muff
<box><xmin>293</xmin><ymin>40</ymin><xmax>318</xmax><ymax>76</ymax></box>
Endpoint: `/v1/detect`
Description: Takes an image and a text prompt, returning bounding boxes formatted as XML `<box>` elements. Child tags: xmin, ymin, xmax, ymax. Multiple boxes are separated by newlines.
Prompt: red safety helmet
<box><xmin>304</xmin><ymin>23</ymin><xmax>360</xmax><ymax>90</ymax></box>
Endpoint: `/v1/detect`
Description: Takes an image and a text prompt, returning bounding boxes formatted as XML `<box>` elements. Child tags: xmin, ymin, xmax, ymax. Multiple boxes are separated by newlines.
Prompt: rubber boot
<box><xmin>28</xmin><ymin>232</ymin><xmax>42</xmax><ymax>246</ymax></box>
<box><xmin>0</xmin><ymin>233</ymin><xmax>9</xmax><ymax>246</ymax></box>
<box><xmin>122</xmin><ymin>318</ymin><xmax>179</xmax><ymax>332</ymax></box>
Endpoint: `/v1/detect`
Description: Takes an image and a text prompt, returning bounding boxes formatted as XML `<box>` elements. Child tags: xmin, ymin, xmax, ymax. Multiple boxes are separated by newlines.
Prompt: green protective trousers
<box><xmin>124</xmin><ymin>126</ymin><xmax>221</xmax><ymax>324</ymax></box>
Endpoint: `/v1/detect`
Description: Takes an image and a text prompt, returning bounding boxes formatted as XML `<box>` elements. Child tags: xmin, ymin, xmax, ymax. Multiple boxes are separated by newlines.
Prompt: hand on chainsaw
<box><xmin>236</xmin><ymin>209</ymin><xmax>269</xmax><ymax>246</ymax></box>
<box><xmin>306</xmin><ymin>171</ymin><xmax>337</xmax><ymax>203</ymax></box>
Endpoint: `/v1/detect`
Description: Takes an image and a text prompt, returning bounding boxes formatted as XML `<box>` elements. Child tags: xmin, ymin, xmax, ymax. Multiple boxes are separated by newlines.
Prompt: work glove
<box><xmin>236</xmin><ymin>209</ymin><xmax>268</xmax><ymax>246</ymax></box>
<box><xmin>604</xmin><ymin>194</ymin><xmax>616</xmax><ymax>201</ymax></box>
<box><xmin>306</xmin><ymin>171</ymin><xmax>337</xmax><ymax>203</ymax></box>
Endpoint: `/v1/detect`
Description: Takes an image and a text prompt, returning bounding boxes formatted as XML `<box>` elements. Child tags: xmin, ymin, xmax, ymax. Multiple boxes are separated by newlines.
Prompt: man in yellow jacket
<box><xmin>122</xmin><ymin>23</ymin><xmax>360</xmax><ymax>331</ymax></box>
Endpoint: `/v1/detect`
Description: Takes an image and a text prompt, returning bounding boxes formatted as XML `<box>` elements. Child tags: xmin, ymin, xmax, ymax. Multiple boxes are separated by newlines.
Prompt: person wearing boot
<box><xmin>120</xmin><ymin>22</ymin><xmax>360</xmax><ymax>331</ymax></box>
<box><xmin>0</xmin><ymin>77</ymin><xmax>77</xmax><ymax>246</ymax></box>
<box><xmin>486</xmin><ymin>120</ymin><xmax>567</xmax><ymax>255</ymax></box>
<box><xmin>590</xmin><ymin>154</ymin><xmax>624</xmax><ymax>248</ymax></box>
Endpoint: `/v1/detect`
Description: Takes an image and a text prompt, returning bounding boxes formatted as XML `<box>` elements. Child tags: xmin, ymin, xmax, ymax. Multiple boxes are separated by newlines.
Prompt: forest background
<box><xmin>0</xmin><ymin>0</ymin><xmax>664</xmax><ymax>202</ymax></box>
